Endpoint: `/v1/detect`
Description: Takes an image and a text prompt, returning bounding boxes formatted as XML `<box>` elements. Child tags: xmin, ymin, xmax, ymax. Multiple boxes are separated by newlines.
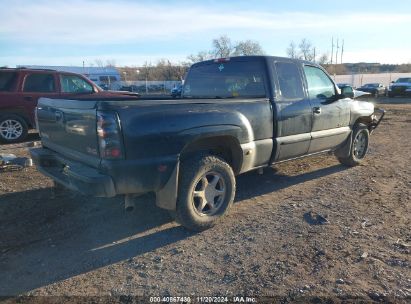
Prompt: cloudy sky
<box><xmin>0</xmin><ymin>0</ymin><xmax>410</xmax><ymax>67</ymax></box>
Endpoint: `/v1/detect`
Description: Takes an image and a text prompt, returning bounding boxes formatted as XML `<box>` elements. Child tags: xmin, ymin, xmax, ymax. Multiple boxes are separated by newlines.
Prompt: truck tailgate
<box><xmin>36</xmin><ymin>98</ymin><xmax>100</xmax><ymax>168</ymax></box>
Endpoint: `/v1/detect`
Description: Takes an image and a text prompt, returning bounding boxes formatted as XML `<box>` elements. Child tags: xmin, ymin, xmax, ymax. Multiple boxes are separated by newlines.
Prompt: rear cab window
<box><xmin>23</xmin><ymin>73</ymin><xmax>56</xmax><ymax>92</ymax></box>
<box><xmin>183</xmin><ymin>59</ymin><xmax>267</xmax><ymax>99</ymax></box>
<box><xmin>0</xmin><ymin>71</ymin><xmax>18</xmax><ymax>92</ymax></box>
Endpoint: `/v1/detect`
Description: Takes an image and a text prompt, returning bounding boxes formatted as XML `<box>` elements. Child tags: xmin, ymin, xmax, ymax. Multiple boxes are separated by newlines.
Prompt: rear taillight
<box><xmin>97</xmin><ymin>111</ymin><xmax>124</xmax><ymax>159</ymax></box>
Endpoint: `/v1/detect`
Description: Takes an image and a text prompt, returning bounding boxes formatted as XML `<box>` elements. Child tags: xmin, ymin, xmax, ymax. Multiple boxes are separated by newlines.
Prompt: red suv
<box><xmin>0</xmin><ymin>68</ymin><xmax>138</xmax><ymax>143</ymax></box>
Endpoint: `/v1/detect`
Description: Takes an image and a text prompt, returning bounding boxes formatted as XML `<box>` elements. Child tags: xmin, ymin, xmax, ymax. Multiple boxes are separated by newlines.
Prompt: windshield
<box><xmin>183</xmin><ymin>60</ymin><xmax>266</xmax><ymax>98</ymax></box>
<box><xmin>396</xmin><ymin>78</ymin><xmax>411</xmax><ymax>83</ymax></box>
<box><xmin>364</xmin><ymin>83</ymin><xmax>378</xmax><ymax>88</ymax></box>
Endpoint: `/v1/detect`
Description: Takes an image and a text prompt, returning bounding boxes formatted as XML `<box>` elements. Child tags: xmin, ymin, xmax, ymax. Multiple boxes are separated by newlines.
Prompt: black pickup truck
<box><xmin>31</xmin><ymin>56</ymin><xmax>384</xmax><ymax>231</ymax></box>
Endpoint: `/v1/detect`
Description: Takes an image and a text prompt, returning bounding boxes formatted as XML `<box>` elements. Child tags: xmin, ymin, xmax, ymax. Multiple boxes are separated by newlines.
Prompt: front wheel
<box><xmin>337</xmin><ymin>124</ymin><xmax>369</xmax><ymax>167</ymax></box>
<box><xmin>175</xmin><ymin>155</ymin><xmax>236</xmax><ymax>231</ymax></box>
<box><xmin>0</xmin><ymin>115</ymin><xmax>28</xmax><ymax>144</ymax></box>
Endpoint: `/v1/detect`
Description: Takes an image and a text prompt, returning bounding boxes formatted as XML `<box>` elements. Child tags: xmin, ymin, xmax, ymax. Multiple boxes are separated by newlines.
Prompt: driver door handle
<box><xmin>313</xmin><ymin>107</ymin><xmax>321</xmax><ymax>114</ymax></box>
<box><xmin>24</xmin><ymin>96</ymin><xmax>33</xmax><ymax>101</ymax></box>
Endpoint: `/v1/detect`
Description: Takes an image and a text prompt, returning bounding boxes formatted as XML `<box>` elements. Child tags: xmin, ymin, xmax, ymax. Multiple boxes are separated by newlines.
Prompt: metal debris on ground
<box><xmin>0</xmin><ymin>154</ymin><xmax>33</xmax><ymax>172</ymax></box>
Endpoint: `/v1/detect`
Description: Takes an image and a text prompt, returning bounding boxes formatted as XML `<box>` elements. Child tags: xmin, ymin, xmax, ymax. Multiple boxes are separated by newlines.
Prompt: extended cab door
<box><xmin>302</xmin><ymin>65</ymin><xmax>350</xmax><ymax>153</ymax></box>
<box><xmin>272</xmin><ymin>61</ymin><xmax>313</xmax><ymax>161</ymax></box>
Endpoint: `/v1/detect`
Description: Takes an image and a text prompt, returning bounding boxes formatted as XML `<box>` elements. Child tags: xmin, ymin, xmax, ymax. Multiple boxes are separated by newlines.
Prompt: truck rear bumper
<box><xmin>30</xmin><ymin>148</ymin><xmax>116</xmax><ymax>197</ymax></box>
<box><xmin>30</xmin><ymin>147</ymin><xmax>180</xmax><ymax>210</ymax></box>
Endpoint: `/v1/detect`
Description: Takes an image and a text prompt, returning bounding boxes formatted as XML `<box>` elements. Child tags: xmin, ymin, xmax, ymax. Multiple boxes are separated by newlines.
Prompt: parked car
<box><xmin>387</xmin><ymin>77</ymin><xmax>411</xmax><ymax>97</ymax></box>
<box><xmin>0</xmin><ymin>68</ymin><xmax>139</xmax><ymax>143</ymax></box>
<box><xmin>357</xmin><ymin>83</ymin><xmax>386</xmax><ymax>97</ymax></box>
<box><xmin>119</xmin><ymin>85</ymin><xmax>133</xmax><ymax>92</ymax></box>
<box><xmin>31</xmin><ymin>56</ymin><xmax>384</xmax><ymax>231</ymax></box>
<box><xmin>171</xmin><ymin>84</ymin><xmax>183</xmax><ymax>98</ymax></box>
<box><xmin>99</xmin><ymin>83</ymin><xmax>109</xmax><ymax>90</ymax></box>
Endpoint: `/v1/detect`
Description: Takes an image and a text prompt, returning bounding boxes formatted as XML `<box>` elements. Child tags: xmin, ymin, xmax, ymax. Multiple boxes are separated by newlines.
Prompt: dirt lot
<box><xmin>0</xmin><ymin>102</ymin><xmax>410</xmax><ymax>303</ymax></box>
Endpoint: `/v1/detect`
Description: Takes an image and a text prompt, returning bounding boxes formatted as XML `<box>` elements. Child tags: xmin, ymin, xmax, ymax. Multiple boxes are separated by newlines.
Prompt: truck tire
<box><xmin>175</xmin><ymin>154</ymin><xmax>235</xmax><ymax>231</ymax></box>
<box><xmin>337</xmin><ymin>124</ymin><xmax>369</xmax><ymax>167</ymax></box>
<box><xmin>0</xmin><ymin>114</ymin><xmax>28</xmax><ymax>144</ymax></box>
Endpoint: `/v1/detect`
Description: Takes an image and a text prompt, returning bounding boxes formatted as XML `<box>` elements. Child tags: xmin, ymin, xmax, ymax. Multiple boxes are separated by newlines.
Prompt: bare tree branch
<box><xmin>298</xmin><ymin>38</ymin><xmax>314</xmax><ymax>61</ymax></box>
<box><xmin>212</xmin><ymin>35</ymin><xmax>233</xmax><ymax>58</ymax></box>
<box><xmin>233</xmin><ymin>40</ymin><xmax>264</xmax><ymax>56</ymax></box>
<box><xmin>286</xmin><ymin>41</ymin><xmax>298</xmax><ymax>59</ymax></box>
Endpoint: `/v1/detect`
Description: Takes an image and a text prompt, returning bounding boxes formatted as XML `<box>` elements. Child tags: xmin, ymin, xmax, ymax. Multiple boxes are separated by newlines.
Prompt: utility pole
<box><xmin>335</xmin><ymin>39</ymin><xmax>339</xmax><ymax>65</ymax></box>
<box><xmin>331</xmin><ymin>37</ymin><xmax>334</xmax><ymax>64</ymax></box>
<box><xmin>340</xmin><ymin>40</ymin><xmax>344</xmax><ymax>64</ymax></box>
<box><xmin>313</xmin><ymin>47</ymin><xmax>316</xmax><ymax>63</ymax></box>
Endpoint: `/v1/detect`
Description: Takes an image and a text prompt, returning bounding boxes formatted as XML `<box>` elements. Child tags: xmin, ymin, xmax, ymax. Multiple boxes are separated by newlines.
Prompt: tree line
<box><xmin>109</xmin><ymin>35</ymin><xmax>411</xmax><ymax>81</ymax></box>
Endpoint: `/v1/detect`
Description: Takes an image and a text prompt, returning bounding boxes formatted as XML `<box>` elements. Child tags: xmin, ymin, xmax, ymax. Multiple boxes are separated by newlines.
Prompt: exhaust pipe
<box><xmin>124</xmin><ymin>195</ymin><xmax>136</xmax><ymax>212</ymax></box>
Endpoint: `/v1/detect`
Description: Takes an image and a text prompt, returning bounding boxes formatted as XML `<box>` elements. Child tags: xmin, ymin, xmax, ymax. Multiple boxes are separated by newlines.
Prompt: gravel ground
<box><xmin>0</xmin><ymin>103</ymin><xmax>410</xmax><ymax>303</ymax></box>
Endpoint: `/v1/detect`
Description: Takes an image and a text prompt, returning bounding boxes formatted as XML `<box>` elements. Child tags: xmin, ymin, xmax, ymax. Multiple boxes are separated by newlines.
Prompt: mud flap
<box><xmin>155</xmin><ymin>161</ymin><xmax>179</xmax><ymax>210</ymax></box>
<box><xmin>334</xmin><ymin>131</ymin><xmax>353</xmax><ymax>159</ymax></box>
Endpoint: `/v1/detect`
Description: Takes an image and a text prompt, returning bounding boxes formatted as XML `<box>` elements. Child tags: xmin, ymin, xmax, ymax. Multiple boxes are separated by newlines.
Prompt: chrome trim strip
<box><xmin>311</xmin><ymin>127</ymin><xmax>351</xmax><ymax>139</ymax></box>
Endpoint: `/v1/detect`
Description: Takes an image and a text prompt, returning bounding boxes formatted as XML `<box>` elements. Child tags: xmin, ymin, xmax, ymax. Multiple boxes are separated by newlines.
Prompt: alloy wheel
<box><xmin>191</xmin><ymin>171</ymin><xmax>226</xmax><ymax>216</ymax></box>
<box><xmin>0</xmin><ymin>119</ymin><xmax>23</xmax><ymax>140</ymax></box>
<box><xmin>353</xmin><ymin>131</ymin><xmax>367</xmax><ymax>158</ymax></box>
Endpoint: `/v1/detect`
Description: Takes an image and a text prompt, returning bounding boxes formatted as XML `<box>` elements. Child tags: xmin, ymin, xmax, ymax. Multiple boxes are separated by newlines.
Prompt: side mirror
<box><xmin>341</xmin><ymin>86</ymin><xmax>354</xmax><ymax>99</ymax></box>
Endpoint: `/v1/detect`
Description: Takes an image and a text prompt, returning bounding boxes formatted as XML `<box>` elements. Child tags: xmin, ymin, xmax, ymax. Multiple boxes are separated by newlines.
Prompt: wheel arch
<box><xmin>180</xmin><ymin>135</ymin><xmax>243</xmax><ymax>175</ymax></box>
<box><xmin>155</xmin><ymin>136</ymin><xmax>241</xmax><ymax>212</ymax></box>
<box><xmin>353</xmin><ymin>116</ymin><xmax>374</xmax><ymax>133</ymax></box>
<box><xmin>0</xmin><ymin>108</ymin><xmax>33</xmax><ymax>128</ymax></box>
<box><xmin>353</xmin><ymin>116</ymin><xmax>372</xmax><ymax>126</ymax></box>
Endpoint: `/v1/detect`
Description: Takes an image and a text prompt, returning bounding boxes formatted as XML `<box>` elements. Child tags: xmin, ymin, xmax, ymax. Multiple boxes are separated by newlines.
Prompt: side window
<box><xmin>60</xmin><ymin>74</ymin><xmax>93</xmax><ymax>93</ymax></box>
<box><xmin>0</xmin><ymin>72</ymin><xmax>17</xmax><ymax>92</ymax></box>
<box><xmin>275</xmin><ymin>62</ymin><xmax>304</xmax><ymax>100</ymax></box>
<box><xmin>303</xmin><ymin>65</ymin><xmax>335</xmax><ymax>100</ymax></box>
<box><xmin>23</xmin><ymin>73</ymin><xmax>55</xmax><ymax>92</ymax></box>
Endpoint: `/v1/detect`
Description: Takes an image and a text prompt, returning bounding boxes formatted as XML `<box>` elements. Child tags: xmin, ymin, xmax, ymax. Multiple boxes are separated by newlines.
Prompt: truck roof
<box><xmin>191</xmin><ymin>55</ymin><xmax>315</xmax><ymax>67</ymax></box>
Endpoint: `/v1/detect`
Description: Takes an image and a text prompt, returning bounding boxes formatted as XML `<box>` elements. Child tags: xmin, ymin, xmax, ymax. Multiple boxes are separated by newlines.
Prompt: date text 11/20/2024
<box><xmin>149</xmin><ymin>296</ymin><xmax>257</xmax><ymax>303</ymax></box>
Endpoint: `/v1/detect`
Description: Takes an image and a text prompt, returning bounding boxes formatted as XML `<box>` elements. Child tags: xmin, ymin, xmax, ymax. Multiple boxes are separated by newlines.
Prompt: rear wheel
<box><xmin>0</xmin><ymin>115</ymin><xmax>28</xmax><ymax>143</ymax></box>
<box><xmin>174</xmin><ymin>154</ymin><xmax>235</xmax><ymax>231</ymax></box>
<box><xmin>337</xmin><ymin>124</ymin><xmax>369</xmax><ymax>167</ymax></box>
